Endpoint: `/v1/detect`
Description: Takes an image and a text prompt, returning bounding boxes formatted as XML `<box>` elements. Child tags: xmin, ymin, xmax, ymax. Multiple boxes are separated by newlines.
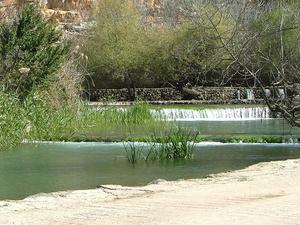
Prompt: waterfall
<box><xmin>153</xmin><ymin>107</ymin><xmax>271</xmax><ymax>121</ymax></box>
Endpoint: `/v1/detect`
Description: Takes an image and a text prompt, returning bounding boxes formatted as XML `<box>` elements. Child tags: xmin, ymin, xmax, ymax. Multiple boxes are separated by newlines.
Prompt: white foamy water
<box><xmin>152</xmin><ymin>107</ymin><xmax>271</xmax><ymax>121</ymax></box>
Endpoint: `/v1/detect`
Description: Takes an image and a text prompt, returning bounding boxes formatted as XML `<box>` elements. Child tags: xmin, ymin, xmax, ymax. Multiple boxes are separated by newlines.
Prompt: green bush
<box><xmin>83</xmin><ymin>1</ymin><xmax>234</xmax><ymax>91</ymax></box>
<box><xmin>84</xmin><ymin>0</ymin><xmax>158</xmax><ymax>97</ymax></box>
<box><xmin>0</xmin><ymin>4</ymin><xmax>69</xmax><ymax>100</ymax></box>
<box><xmin>157</xmin><ymin>5</ymin><xmax>234</xmax><ymax>87</ymax></box>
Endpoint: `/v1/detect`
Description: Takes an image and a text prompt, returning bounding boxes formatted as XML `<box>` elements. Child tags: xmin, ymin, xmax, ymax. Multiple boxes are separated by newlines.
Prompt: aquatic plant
<box><xmin>123</xmin><ymin>142</ymin><xmax>143</xmax><ymax>164</ymax></box>
<box><xmin>148</xmin><ymin>129</ymin><xmax>198</xmax><ymax>160</ymax></box>
<box><xmin>124</xmin><ymin>129</ymin><xmax>199</xmax><ymax>164</ymax></box>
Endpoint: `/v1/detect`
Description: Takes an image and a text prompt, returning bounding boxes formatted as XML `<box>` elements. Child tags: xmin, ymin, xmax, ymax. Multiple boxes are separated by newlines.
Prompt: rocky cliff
<box><xmin>0</xmin><ymin>0</ymin><xmax>92</xmax><ymax>23</ymax></box>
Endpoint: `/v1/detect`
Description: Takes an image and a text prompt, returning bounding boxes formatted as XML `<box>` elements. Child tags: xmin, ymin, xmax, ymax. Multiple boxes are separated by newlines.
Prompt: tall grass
<box><xmin>0</xmin><ymin>90</ymin><xmax>165</xmax><ymax>150</ymax></box>
<box><xmin>0</xmin><ymin>93</ymin><xmax>26</xmax><ymax>150</ymax></box>
<box><xmin>124</xmin><ymin>128</ymin><xmax>199</xmax><ymax>163</ymax></box>
<box><xmin>23</xmin><ymin>93</ymin><xmax>79</xmax><ymax>141</ymax></box>
<box><xmin>25</xmin><ymin>101</ymin><xmax>160</xmax><ymax>142</ymax></box>
<box><xmin>123</xmin><ymin>142</ymin><xmax>142</xmax><ymax>164</ymax></box>
<box><xmin>85</xmin><ymin>102</ymin><xmax>156</xmax><ymax>126</ymax></box>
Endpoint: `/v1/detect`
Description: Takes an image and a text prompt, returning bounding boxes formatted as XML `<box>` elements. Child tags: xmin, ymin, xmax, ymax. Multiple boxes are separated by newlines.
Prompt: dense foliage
<box><xmin>83</xmin><ymin>0</ymin><xmax>233</xmax><ymax>95</ymax></box>
<box><xmin>0</xmin><ymin>4</ymin><xmax>69</xmax><ymax>100</ymax></box>
<box><xmin>83</xmin><ymin>0</ymin><xmax>300</xmax><ymax>89</ymax></box>
<box><xmin>0</xmin><ymin>0</ymin><xmax>299</xmax><ymax>151</ymax></box>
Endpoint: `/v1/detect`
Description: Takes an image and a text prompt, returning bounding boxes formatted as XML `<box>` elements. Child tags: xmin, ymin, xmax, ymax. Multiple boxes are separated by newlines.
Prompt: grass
<box><xmin>0</xmin><ymin>96</ymin><xmax>168</xmax><ymax>150</ymax></box>
<box><xmin>125</xmin><ymin>135</ymin><xmax>291</xmax><ymax>144</ymax></box>
<box><xmin>0</xmin><ymin>93</ymin><xmax>26</xmax><ymax>150</ymax></box>
<box><xmin>81</xmin><ymin>102</ymin><xmax>157</xmax><ymax>127</ymax></box>
<box><xmin>123</xmin><ymin>142</ymin><xmax>143</xmax><ymax>164</ymax></box>
<box><xmin>0</xmin><ymin>91</ymin><xmax>298</xmax><ymax>152</ymax></box>
<box><xmin>26</xmin><ymin>101</ymin><xmax>165</xmax><ymax>142</ymax></box>
<box><xmin>123</xmin><ymin>133</ymin><xmax>298</xmax><ymax>163</ymax></box>
<box><xmin>123</xmin><ymin>129</ymin><xmax>199</xmax><ymax>164</ymax></box>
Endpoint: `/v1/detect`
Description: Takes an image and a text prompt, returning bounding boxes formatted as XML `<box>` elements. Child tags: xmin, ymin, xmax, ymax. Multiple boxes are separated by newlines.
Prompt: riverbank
<box><xmin>0</xmin><ymin>159</ymin><xmax>300</xmax><ymax>225</ymax></box>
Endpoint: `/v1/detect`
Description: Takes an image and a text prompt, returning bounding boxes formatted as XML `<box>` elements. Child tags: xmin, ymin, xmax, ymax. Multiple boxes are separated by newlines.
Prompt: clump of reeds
<box><xmin>124</xmin><ymin>128</ymin><xmax>199</xmax><ymax>164</ymax></box>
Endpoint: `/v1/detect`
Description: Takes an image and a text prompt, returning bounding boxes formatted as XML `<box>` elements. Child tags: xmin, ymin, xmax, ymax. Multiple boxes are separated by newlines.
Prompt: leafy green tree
<box><xmin>156</xmin><ymin>4</ymin><xmax>234</xmax><ymax>88</ymax></box>
<box><xmin>0</xmin><ymin>4</ymin><xmax>69</xmax><ymax>100</ymax></box>
<box><xmin>84</xmin><ymin>0</ymin><xmax>156</xmax><ymax>100</ymax></box>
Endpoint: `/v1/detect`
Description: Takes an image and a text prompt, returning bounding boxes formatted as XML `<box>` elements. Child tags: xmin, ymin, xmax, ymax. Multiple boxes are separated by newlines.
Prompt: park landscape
<box><xmin>0</xmin><ymin>0</ymin><xmax>300</xmax><ymax>224</ymax></box>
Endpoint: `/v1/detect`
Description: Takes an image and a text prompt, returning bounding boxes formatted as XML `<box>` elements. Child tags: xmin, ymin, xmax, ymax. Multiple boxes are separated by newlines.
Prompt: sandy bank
<box><xmin>0</xmin><ymin>159</ymin><xmax>300</xmax><ymax>225</ymax></box>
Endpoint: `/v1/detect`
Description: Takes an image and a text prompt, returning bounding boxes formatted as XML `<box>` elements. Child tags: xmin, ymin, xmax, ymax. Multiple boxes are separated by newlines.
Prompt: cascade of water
<box><xmin>153</xmin><ymin>107</ymin><xmax>271</xmax><ymax>121</ymax></box>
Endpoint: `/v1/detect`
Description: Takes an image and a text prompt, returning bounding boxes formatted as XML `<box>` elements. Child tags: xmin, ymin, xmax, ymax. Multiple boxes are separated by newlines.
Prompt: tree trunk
<box><xmin>125</xmin><ymin>75</ymin><xmax>135</xmax><ymax>101</ymax></box>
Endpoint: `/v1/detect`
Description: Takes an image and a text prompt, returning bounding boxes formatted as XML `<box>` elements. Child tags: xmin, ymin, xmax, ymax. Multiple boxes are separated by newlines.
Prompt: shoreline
<box><xmin>1</xmin><ymin>159</ymin><xmax>300</xmax><ymax>224</ymax></box>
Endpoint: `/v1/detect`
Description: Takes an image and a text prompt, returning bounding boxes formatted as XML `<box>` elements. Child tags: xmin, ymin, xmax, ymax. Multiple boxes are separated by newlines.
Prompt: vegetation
<box><xmin>80</xmin><ymin>134</ymin><xmax>289</xmax><ymax>144</ymax></box>
<box><xmin>82</xmin><ymin>0</ymin><xmax>300</xmax><ymax>125</ymax></box>
<box><xmin>146</xmin><ymin>129</ymin><xmax>198</xmax><ymax>161</ymax></box>
<box><xmin>83</xmin><ymin>0</ymin><xmax>233</xmax><ymax>94</ymax></box>
<box><xmin>0</xmin><ymin>1</ymin><xmax>299</xmax><ymax>151</ymax></box>
<box><xmin>124</xmin><ymin>129</ymin><xmax>198</xmax><ymax>164</ymax></box>
<box><xmin>0</xmin><ymin>93</ymin><xmax>26</xmax><ymax>150</ymax></box>
<box><xmin>85</xmin><ymin>103</ymin><xmax>156</xmax><ymax>126</ymax></box>
<box><xmin>84</xmin><ymin>0</ymin><xmax>160</xmax><ymax>99</ymax></box>
<box><xmin>0</xmin><ymin>4</ymin><xmax>69</xmax><ymax>100</ymax></box>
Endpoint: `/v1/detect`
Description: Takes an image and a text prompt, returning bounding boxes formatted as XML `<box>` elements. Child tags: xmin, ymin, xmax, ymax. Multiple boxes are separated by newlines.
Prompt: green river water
<box><xmin>0</xmin><ymin>142</ymin><xmax>300</xmax><ymax>200</ymax></box>
<box><xmin>1</xmin><ymin>105</ymin><xmax>300</xmax><ymax>200</ymax></box>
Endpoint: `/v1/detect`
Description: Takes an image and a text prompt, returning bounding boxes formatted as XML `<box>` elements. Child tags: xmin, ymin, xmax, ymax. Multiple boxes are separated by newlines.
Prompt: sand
<box><xmin>0</xmin><ymin>159</ymin><xmax>300</xmax><ymax>225</ymax></box>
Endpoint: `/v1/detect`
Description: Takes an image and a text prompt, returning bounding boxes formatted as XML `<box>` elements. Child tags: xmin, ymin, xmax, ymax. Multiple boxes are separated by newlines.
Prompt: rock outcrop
<box><xmin>0</xmin><ymin>0</ymin><xmax>93</xmax><ymax>23</ymax></box>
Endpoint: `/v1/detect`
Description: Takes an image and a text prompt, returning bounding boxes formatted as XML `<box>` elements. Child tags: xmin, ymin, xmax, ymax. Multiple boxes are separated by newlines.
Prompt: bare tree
<box><xmin>200</xmin><ymin>0</ymin><xmax>300</xmax><ymax>126</ymax></box>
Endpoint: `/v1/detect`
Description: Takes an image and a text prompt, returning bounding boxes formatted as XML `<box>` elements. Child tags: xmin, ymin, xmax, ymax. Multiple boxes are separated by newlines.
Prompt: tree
<box><xmin>208</xmin><ymin>0</ymin><xmax>300</xmax><ymax>126</ymax></box>
<box><xmin>84</xmin><ymin>0</ymin><xmax>158</xmax><ymax>100</ymax></box>
<box><xmin>0</xmin><ymin>4</ymin><xmax>69</xmax><ymax>100</ymax></box>
<box><xmin>159</xmin><ymin>4</ymin><xmax>234</xmax><ymax>89</ymax></box>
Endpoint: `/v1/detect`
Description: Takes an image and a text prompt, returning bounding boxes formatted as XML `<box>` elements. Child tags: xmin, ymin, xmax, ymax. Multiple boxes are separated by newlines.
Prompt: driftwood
<box><xmin>182</xmin><ymin>87</ymin><xmax>202</xmax><ymax>98</ymax></box>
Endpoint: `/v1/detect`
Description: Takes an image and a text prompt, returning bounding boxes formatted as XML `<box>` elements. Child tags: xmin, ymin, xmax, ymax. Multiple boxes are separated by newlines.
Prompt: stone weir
<box><xmin>83</xmin><ymin>87</ymin><xmax>286</xmax><ymax>104</ymax></box>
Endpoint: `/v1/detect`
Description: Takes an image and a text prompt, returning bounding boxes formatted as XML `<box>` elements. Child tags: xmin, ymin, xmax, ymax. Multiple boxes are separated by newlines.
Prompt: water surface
<box><xmin>0</xmin><ymin>142</ymin><xmax>299</xmax><ymax>200</ymax></box>
<box><xmin>177</xmin><ymin>119</ymin><xmax>300</xmax><ymax>135</ymax></box>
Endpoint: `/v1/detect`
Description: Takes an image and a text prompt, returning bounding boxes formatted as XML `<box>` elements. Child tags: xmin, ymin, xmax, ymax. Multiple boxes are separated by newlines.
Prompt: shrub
<box><xmin>157</xmin><ymin>4</ymin><xmax>234</xmax><ymax>87</ymax></box>
<box><xmin>0</xmin><ymin>4</ymin><xmax>69</xmax><ymax>100</ymax></box>
<box><xmin>83</xmin><ymin>0</ymin><xmax>159</xmax><ymax>99</ymax></box>
<box><xmin>83</xmin><ymin>1</ymin><xmax>234</xmax><ymax>91</ymax></box>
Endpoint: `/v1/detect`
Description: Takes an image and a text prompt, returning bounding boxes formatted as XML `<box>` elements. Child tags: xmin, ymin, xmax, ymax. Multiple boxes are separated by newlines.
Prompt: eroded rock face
<box><xmin>41</xmin><ymin>8</ymin><xmax>82</xmax><ymax>23</ymax></box>
<box><xmin>46</xmin><ymin>0</ymin><xmax>93</xmax><ymax>11</ymax></box>
<box><xmin>0</xmin><ymin>0</ymin><xmax>93</xmax><ymax>23</ymax></box>
<box><xmin>43</xmin><ymin>0</ymin><xmax>93</xmax><ymax>23</ymax></box>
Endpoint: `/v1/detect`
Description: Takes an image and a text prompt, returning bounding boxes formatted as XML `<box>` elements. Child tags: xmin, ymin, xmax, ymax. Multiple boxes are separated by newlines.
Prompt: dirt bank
<box><xmin>0</xmin><ymin>159</ymin><xmax>300</xmax><ymax>225</ymax></box>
